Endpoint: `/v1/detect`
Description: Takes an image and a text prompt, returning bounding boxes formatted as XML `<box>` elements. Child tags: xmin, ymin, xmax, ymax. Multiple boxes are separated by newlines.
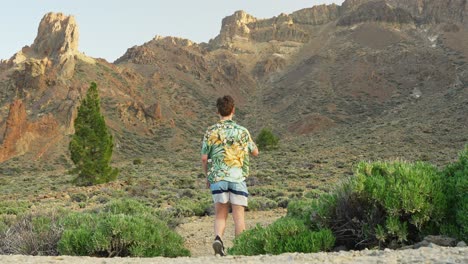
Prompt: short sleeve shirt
<box><xmin>201</xmin><ymin>120</ymin><xmax>257</xmax><ymax>183</ymax></box>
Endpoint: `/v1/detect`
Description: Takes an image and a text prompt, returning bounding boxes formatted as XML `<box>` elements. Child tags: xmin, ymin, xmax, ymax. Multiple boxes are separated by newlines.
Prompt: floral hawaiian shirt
<box><xmin>201</xmin><ymin>120</ymin><xmax>257</xmax><ymax>183</ymax></box>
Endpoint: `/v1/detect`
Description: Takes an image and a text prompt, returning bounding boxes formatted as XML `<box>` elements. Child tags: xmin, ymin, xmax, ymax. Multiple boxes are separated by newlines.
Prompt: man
<box><xmin>201</xmin><ymin>95</ymin><xmax>259</xmax><ymax>256</ymax></box>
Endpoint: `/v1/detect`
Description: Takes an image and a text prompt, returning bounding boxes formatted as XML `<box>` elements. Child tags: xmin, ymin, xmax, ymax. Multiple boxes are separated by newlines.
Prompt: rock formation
<box><xmin>209</xmin><ymin>10</ymin><xmax>313</xmax><ymax>48</ymax></box>
<box><xmin>31</xmin><ymin>13</ymin><xmax>79</xmax><ymax>59</ymax></box>
<box><xmin>10</xmin><ymin>12</ymin><xmax>80</xmax><ymax>80</ymax></box>
<box><xmin>337</xmin><ymin>0</ymin><xmax>414</xmax><ymax>26</ymax></box>
<box><xmin>291</xmin><ymin>4</ymin><xmax>341</xmax><ymax>25</ymax></box>
<box><xmin>0</xmin><ymin>100</ymin><xmax>59</xmax><ymax>163</ymax></box>
<box><xmin>340</xmin><ymin>0</ymin><xmax>468</xmax><ymax>26</ymax></box>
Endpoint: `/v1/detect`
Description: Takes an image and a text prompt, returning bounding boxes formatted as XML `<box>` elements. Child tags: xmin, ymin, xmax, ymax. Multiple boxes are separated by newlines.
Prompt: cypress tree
<box><xmin>69</xmin><ymin>82</ymin><xmax>118</xmax><ymax>186</ymax></box>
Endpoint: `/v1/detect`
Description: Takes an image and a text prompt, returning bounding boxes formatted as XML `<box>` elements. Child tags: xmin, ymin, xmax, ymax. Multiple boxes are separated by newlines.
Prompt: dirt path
<box><xmin>176</xmin><ymin>208</ymin><xmax>287</xmax><ymax>257</ymax></box>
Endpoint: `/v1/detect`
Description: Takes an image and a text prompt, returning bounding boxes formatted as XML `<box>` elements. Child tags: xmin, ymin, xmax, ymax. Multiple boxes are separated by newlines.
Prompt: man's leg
<box><xmin>214</xmin><ymin>202</ymin><xmax>229</xmax><ymax>238</ymax></box>
<box><xmin>232</xmin><ymin>204</ymin><xmax>246</xmax><ymax>236</ymax></box>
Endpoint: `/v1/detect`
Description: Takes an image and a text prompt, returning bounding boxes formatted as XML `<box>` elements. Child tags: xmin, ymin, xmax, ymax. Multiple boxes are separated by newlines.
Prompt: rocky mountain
<box><xmin>0</xmin><ymin>0</ymin><xmax>467</xmax><ymax>171</ymax></box>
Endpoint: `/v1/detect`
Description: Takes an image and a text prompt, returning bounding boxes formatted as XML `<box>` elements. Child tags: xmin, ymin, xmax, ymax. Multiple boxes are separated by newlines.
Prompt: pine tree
<box><xmin>69</xmin><ymin>82</ymin><xmax>118</xmax><ymax>186</ymax></box>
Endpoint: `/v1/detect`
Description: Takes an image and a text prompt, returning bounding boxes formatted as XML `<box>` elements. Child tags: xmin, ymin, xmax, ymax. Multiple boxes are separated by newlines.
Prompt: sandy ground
<box><xmin>1</xmin><ymin>247</ymin><xmax>467</xmax><ymax>263</ymax></box>
<box><xmin>175</xmin><ymin>208</ymin><xmax>287</xmax><ymax>257</ymax></box>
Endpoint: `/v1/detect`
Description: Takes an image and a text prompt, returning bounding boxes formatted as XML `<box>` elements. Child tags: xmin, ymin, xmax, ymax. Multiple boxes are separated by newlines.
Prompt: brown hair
<box><xmin>216</xmin><ymin>95</ymin><xmax>235</xmax><ymax>117</ymax></box>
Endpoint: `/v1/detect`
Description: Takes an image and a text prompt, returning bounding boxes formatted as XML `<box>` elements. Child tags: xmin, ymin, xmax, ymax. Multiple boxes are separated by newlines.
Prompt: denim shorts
<box><xmin>210</xmin><ymin>181</ymin><xmax>248</xmax><ymax>207</ymax></box>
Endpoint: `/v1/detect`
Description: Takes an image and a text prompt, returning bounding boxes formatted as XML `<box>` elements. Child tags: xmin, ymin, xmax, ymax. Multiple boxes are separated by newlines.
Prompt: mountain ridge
<box><xmin>0</xmin><ymin>0</ymin><xmax>467</xmax><ymax>170</ymax></box>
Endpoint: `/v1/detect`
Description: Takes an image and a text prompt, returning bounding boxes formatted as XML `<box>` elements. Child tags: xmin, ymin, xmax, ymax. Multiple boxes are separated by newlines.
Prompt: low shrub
<box><xmin>133</xmin><ymin>158</ymin><xmax>143</xmax><ymax>165</ymax></box>
<box><xmin>255</xmin><ymin>128</ymin><xmax>279</xmax><ymax>150</ymax></box>
<box><xmin>58</xmin><ymin>212</ymin><xmax>190</xmax><ymax>257</ymax></box>
<box><xmin>286</xmin><ymin>199</ymin><xmax>315</xmax><ymax>226</ymax></box>
<box><xmin>70</xmin><ymin>193</ymin><xmax>88</xmax><ymax>203</ymax></box>
<box><xmin>229</xmin><ymin>217</ymin><xmax>335</xmax><ymax>255</ymax></box>
<box><xmin>442</xmin><ymin>145</ymin><xmax>468</xmax><ymax>241</ymax></box>
<box><xmin>0</xmin><ymin>199</ymin><xmax>189</xmax><ymax>257</ymax></box>
<box><xmin>311</xmin><ymin>160</ymin><xmax>446</xmax><ymax>249</ymax></box>
<box><xmin>0</xmin><ymin>200</ymin><xmax>31</xmax><ymax>215</ymax></box>
<box><xmin>0</xmin><ymin>211</ymin><xmax>64</xmax><ymax>255</ymax></box>
<box><xmin>101</xmin><ymin>198</ymin><xmax>153</xmax><ymax>215</ymax></box>
<box><xmin>248</xmin><ymin>197</ymin><xmax>278</xmax><ymax>211</ymax></box>
<box><xmin>171</xmin><ymin>198</ymin><xmax>211</xmax><ymax>217</ymax></box>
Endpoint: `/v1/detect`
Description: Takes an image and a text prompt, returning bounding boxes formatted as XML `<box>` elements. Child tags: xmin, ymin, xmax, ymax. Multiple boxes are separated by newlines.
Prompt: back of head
<box><xmin>216</xmin><ymin>95</ymin><xmax>235</xmax><ymax>116</ymax></box>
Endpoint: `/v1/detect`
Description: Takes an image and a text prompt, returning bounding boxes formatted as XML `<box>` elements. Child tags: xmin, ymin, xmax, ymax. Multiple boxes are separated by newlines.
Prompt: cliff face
<box><xmin>340</xmin><ymin>0</ymin><xmax>468</xmax><ymax>25</ymax></box>
<box><xmin>209</xmin><ymin>10</ymin><xmax>314</xmax><ymax>48</ymax></box>
<box><xmin>291</xmin><ymin>4</ymin><xmax>341</xmax><ymax>25</ymax></box>
<box><xmin>0</xmin><ymin>100</ymin><xmax>59</xmax><ymax>163</ymax></box>
<box><xmin>386</xmin><ymin>0</ymin><xmax>468</xmax><ymax>25</ymax></box>
<box><xmin>337</xmin><ymin>0</ymin><xmax>414</xmax><ymax>26</ymax></box>
<box><xmin>209</xmin><ymin>4</ymin><xmax>342</xmax><ymax>48</ymax></box>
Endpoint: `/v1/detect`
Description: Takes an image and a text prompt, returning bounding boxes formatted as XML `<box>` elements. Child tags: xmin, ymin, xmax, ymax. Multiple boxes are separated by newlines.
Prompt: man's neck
<box><xmin>220</xmin><ymin>115</ymin><xmax>233</xmax><ymax>121</ymax></box>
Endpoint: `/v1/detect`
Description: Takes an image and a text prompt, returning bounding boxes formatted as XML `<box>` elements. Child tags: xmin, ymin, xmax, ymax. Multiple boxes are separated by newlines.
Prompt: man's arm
<box><xmin>251</xmin><ymin>147</ymin><xmax>259</xmax><ymax>157</ymax></box>
<box><xmin>201</xmin><ymin>154</ymin><xmax>209</xmax><ymax>188</ymax></box>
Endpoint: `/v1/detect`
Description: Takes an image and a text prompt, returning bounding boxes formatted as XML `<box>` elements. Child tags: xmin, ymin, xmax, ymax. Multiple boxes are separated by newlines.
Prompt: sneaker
<box><xmin>212</xmin><ymin>235</ymin><xmax>226</xmax><ymax>256</ymax></box>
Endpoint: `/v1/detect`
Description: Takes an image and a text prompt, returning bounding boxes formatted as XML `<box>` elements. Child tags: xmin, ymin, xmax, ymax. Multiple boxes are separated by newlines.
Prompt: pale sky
<box><xmin>0</xmin><ymin>0</ymin><xmax>344</xmax><ymax>62</ymax></box>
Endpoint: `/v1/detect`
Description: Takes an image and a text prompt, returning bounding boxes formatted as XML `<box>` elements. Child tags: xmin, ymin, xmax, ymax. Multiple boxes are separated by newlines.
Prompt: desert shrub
<box><xmin>275</xmin><ymin>196</ymin><xmax>289</xmax><ymax>208</ymax></box>
<box><xmin>70</xmin><ymin>193</ymin><xmax>88</xmax><ymax>203</ymax></box>
<box><xmin>171</xmin><ymin>198</ymin><xmax>211</xmax><ymax>217</ymax></box>
<box><xmin>0</xmin><ymin>211</ymin><xmax>64</xmax><ymax>256</ymax></box>
<box><xmin>286</xmin><ymin>199</ymin><xmax>316</xmax><ymax>226</ymax></box>
<box><xmin>255</xmin><ymin>128</ymin><xmax>279</xmax><ymax>150</ymax></box>
<box><xmin>101</xmin><ymin>198</ymin><xmax>153</xmax><ymax>215</ymax></box>
<box><xmin>248</xmin><ymin>197</ymin><xmax>278</xmax><ymax>211</ymax></box>
<box><xmin>58</xmin><ymin>212</ymin><xmax>190</xmax><ymax>257</ymax></box>
<box><xmin>133</xmin><ymin>158</ymin><xmax>143</xmax><ymax>165</ymax></box>
<box><xmin>304</xmin><ymin>189</ymin><xmax>325</xmax><ymax>199</ymax></box>
<box><xmin>311</xmin><ymin>160</ymin><xmax>446</xmax><ymax>249</ymax></box>
<box><xmin>229</xmin><ymin>217</ymin><xmax>335</xmax><ymax>255</ymax></box>
<box><xmin>0</xmin><ymin>200</ymin><xmax>31</xmax><ymax>215</ymax></box>
<box><xmin>442</xmin><ymin>145</ymin><xmax>468</xmax><ymax>241</ymax></box>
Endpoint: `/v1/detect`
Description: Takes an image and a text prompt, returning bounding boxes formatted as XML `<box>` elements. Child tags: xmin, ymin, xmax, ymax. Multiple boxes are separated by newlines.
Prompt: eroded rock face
<box><xmin>387</xmin><ymin>0</ymin><xmax>468</xmax><ymax>25</ymax></box>
<box><xmin>338</xmin><ymin>0</ymin><xmax>414</xmax><ymax>26</ymax></box>
<box><xmin>291</xmin><ymin>4</ymin><xmax>341</xmax><ymax>25</ymax></box>
<box><xmin>340</xmin><ymin>0</ymin><xmax>468</xmax><ymax>26</ymax></box>
<box><xmin>0</xmin><ymin>100</ymin><xmax>59</xmax><ymax>162</ymax></box>
<box><xmin>11</xmin><ymin>12</ymin><xmax>80</xmax><ymax>80</ymax></box>
<box><xmin>115</xmin><ymin>36</ymin><xmax>197</xmax><ymax>64</ymax></box>
<box><xmin>209</xmin><ymin>9</ymin><xmax>319</xmax><ymax>48</ymax></box>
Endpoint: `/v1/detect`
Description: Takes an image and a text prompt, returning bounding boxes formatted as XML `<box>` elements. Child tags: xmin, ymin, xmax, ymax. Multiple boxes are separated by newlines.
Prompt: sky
<box><xmin>0</xmin><ymin>0</ymin><xmax>344</xmax><ymax>62</ymax></box>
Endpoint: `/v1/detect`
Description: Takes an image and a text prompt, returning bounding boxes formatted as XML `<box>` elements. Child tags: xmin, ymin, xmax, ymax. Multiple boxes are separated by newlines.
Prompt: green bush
<box><xmin>255</xmin><ymin>128</ymin><xmax>279</xmax><ymax>150</ymax></box>
<box><xmin>229</xmin><ymin>217</ymin><xmax>335</xmax><ymax>255</ymax></box>
<box><xmin>101</xmin><ymin>198</ymin><xmax>153</xmax><ymax>215</ymax></box>
<box><xmin>58</xmin><ymin>212</ymin><xmax>190</xmax><ymax>257</ymax></box>
<box><xmin>286</xmin><ymin>199</ymin><xmax>315</xmax><ymax>226</ymax></box>
<box><xmin>311</xmin><ymin>160</ymin><xmax>446</xmax><ymax>249</ymax></box>
<box><xmin>442</xmin><ymin>145</ymin><xmax>468</xmax><ymax>241</ymax></box>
